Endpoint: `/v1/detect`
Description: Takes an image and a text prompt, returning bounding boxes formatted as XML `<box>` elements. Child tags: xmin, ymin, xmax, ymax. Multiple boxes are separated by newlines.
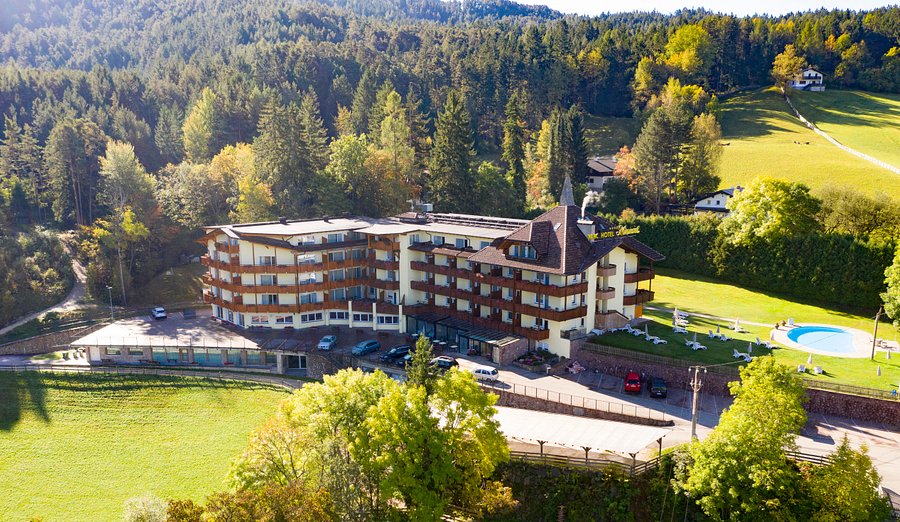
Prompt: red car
<box><xmin>624</xmin><ymin>372</ymin><xmax>642</xmax><ymax>394</ymax></box>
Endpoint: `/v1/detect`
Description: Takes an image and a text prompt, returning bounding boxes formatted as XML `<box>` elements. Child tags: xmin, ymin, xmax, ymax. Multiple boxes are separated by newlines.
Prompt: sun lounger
<box><xmin>673</xmin><ymin>326</ymin><xmax>688</xmax><ymax>334</ymax></box>
<box><xmin>652</xmin><ymin>338</ymin><xmax>668</xmax><ymax>345</ymax></box>
<box><xmin>797</xmin><ymin>364</ymin><xmax>806</xmax><ymax>373</ymax></box>
<box><xmin>814</xmin><ymin>366</ymin><xmax>823</xmax><ymax>375</ymax></box>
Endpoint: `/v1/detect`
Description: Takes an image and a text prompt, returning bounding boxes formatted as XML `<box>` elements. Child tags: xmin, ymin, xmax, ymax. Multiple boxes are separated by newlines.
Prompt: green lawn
<box><xmin>719</xmin><ymin>88</ymin><xmax>900</xmax><ymax>197</ymax></box>
<box><xmin>583</xmin><ymin>114</ymin><xmax>640</xmax><ymax>156</ymax></box>
<box><xmin>593</xmin><ymin>268</ymin><xmax>900</xmax><ymax>391</ymax></box>
<box><xmin>129</xmin><ymin>263</ymin><xmax>206</xmax><ymax>306</ymax></box>
<box><xmin>0</xmin><ymin>373</ymin><xmax>289</xmax><ymax>521</ymax></box>
<box><xmin>791</xmin><ymin>89</ymin><xmax>900</xmax><ymax>171</ymax></box>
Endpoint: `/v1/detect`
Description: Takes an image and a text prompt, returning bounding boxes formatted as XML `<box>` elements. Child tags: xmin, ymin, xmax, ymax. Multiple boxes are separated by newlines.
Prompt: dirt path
<box><xmin>0</xmin><ymin>237</ymin><xmax>89</xmax><ymax>336</ymax></box>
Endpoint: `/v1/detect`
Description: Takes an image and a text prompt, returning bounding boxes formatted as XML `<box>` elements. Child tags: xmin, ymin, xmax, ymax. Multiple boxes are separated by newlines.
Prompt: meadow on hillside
<box><xmin>791</xmin><ymin>89</ymin><xmax>900</xmax><ymax>170</ymax></box>
<box><xmin>718</xmin><ymin>88</ymin><xmax>900</xmax><ymax>197</ymax></box>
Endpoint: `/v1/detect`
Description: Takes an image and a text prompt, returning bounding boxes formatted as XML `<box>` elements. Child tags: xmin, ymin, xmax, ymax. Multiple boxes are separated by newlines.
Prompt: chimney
<box><xmin>577</xmin><ymin>217</ymin><xmax>595</xmax><ymax>240</ymax></box>
<box><xmin>278</xmin><ymin>216</ymin><xmax>288</xmax><ymax>225</ymax></box>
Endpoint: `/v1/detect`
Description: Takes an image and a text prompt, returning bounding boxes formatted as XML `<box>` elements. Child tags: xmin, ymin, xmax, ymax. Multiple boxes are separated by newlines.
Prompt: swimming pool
<box><xmin>786</xmin><ymin>326</ymin><xmax>857</xmax><ymax>355</ymax></box>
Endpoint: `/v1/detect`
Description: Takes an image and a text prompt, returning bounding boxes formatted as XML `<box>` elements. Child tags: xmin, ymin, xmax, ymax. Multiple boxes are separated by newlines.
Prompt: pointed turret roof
<box><xmin>559</xmin><ymin>174</ymin><xmax>575</xmax><ymax>207</ymax></box>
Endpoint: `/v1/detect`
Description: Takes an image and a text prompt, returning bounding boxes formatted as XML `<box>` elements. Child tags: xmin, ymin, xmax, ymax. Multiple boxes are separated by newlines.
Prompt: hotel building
<box><xmin>200</xmin><ymin>192</ymin><xmax>663</xmax><ymax>363</ymax></box>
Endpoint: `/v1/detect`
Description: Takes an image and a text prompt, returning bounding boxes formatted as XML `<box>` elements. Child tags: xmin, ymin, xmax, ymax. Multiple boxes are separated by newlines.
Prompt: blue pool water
<box><xmin>786</xmin><ymin>326</ymin><xmax>856</xmax><ymax>354</ymax></box>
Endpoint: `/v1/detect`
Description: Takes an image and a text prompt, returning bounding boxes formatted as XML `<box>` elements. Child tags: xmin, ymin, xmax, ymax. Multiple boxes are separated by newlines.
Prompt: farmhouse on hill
<box><xmin>692</xmin><ymin>186</ymin><xmax>743</xmax><ymax>217</ymax></box>
<box><xmin>790</xmin><ymin>67</ymin><xmax>825</xmax><ymax>91</ymax></box>
<box><xmin>586</xmin><ymin>155</ymin><xmax>618</xmax><ymax>191</ymax></box>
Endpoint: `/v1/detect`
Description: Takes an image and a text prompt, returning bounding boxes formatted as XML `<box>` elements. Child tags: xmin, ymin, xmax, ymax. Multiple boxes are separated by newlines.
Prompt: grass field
<box><xmin>583</xmin><ymin>114</ymin><xmax>640</xmax><ymax>156</ymax></box>
<box><xmin>791</xmin><ymin>89</ymin><xmax>900</xmax><ymax>171</ymax></box>
<box><xmin>718</xmin><ymin>88</ymin><xmax>900</xmax><ymax>197</ymax></box>
<box><xmin>0</xmin><ymin>373</ymin><xmax>289</xmax><ymax>521</ymax></box>
<box><xmin>129</xmin><ymin>263</ymin><xmax>206</xmax><ymax>306</ymax></box>
<box><xmin>594</xmin><ymin>268</ymin><xmax>899</xmax><ymax>390</ymax></box>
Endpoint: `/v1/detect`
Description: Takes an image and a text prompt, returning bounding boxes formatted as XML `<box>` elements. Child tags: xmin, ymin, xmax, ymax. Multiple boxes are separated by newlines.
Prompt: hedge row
<box><xmin>627</xmin><ymin>215</ymin><xmax>894</xmax><ymax>310</ymax></box>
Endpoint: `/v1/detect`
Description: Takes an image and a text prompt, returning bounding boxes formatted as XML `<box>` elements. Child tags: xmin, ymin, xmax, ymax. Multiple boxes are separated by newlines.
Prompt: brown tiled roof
<box><xmin>469</xmin><ymin>205</ymin><xmax>664</xmax><ymax>275</ymax></box>
<box><xmin>408</xmin><ymin>242</ymin><xmax>478</xmax><ymax>259</ymax></box>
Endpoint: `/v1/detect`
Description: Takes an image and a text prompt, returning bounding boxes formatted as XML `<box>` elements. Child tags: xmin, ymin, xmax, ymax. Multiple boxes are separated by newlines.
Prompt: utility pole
<box><xmin>689</xmin><ymin>366</ymin><xmax>706</xmax><ymax>441</ymax></box>
<box><xmin>870</xmin><ymin>306</ymin><xmax>883</xmax><ymax>361</ymax></box>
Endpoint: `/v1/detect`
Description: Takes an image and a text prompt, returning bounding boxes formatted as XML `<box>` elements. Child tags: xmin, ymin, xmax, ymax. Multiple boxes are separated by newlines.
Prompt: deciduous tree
<box><xmin>722</xmin><ymin>177</ymin><xmax>822</xmax><ymax>244</ymax></box>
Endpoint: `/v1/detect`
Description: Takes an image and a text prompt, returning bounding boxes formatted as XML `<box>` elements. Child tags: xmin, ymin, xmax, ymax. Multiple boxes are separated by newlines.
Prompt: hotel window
<box><xmin>301</xmin><ymin>235</ymin><xmax>316</xmax><ymax>245</ymax></box>
<box><xmin>432</xmin><ymin>235</ymin><xmax>445</xmax><ymax>245</ymax></box>
<box><xmin>298</xmin><ymin>253</ymin><xmax>317</xmax><ymax>265</ymax></box>
<box><xmin>106</xmin><ymin>347</ymin><xmax>122</xmax><ymax>355</ymax></box>
<box><xmin>511</xmin><ymin>244</ymin><xmax>536</xmax><ymax>259</ymax></box>
<box><xmin>353</xmin><ymin>313</ymin><xmax>373</xmax><ymax>322</ymax></box>
<box><xmin>348</xmin><ymin>285</ymin><xmax>364</xmax><ymax>300</ymax></box>
<box><xmin>479</xmin><ymin>241</ymin><xmax>490</xmax><ymax>249</ymax></box>
<box><xmin>347</xmin><ymin>267</ymin><xmax>363</xmax><ymax>280</ymax></box>
<box><xmin>274</xmin><ymin>315</ymin><xmax>293</xmax><ymax>324</ymax></box>
<box><xmin>505</xmin><ymin>311</ymin><xmax>513</xmax><ymax>322</ymax></box>
<box><xmin>258</xmin><ymin>255</ymin><xmax>276</xmax><ymax>266</ymax></box>
<box><xmin>409</xmin><ymin>234</ymin><xmax>421</xmax><ymax>245</ymax></box>
<box><xmin>259</xmin><ymin>274</ymin><xmax>276</xmax><ymax>286</ymax></box>
<box><xmin>386</xmin><ymin>292</ymin><xmax>397</xmax><ymax>305</ymax></box>
<box><xmin>330</xmin><ymin>288</ymin><xmax>347</xmax><ymax>301</ymax></box>
<box><xmin>328</xmin><ymin>251</ymin><xmax>345</xmax><ymax>262</ymax></box>
<box><xmin>251</xmin><ymin>315</ymin><xmax>269</xmax><ymax>324</ymax></box>
<box><xmin>300</xmin><ymin>293</ymin><xmax>318</xmax><ymax>304</ymax></box>
<box><xmin>299</xmin><ymin>272</ymin><xmax>317</xmax><ymax>284</ymax></box>
<box><xmin>349</xmin><ymin>231</ymin><xmax>364</xmax><ymax>241</ymax></box>
<box><xmin>352</xmin><ymin>248</ymin><xmax>366</xmax><ymax>260</ymax></box>
<box><xmin>386</xmin><ymin>270</ymin><xmax>397</xmax><ymax>281</ymax></box>
<box><xmin>300</xmin><ymin>312</ymin><xmax>323</xmax><ymax>323</ymax></box>
<box><xmin>128</xmin><ymin>347</ymin><xmax>144</xmax><ymax>356</ymax></box>
<box><xmin>327</xmin><ymin>232</ymin><xmax>345</xmax><ymax>243</ymax></box>
<box><xmin>260</xmin><ymin>294</ymin><xmax>279</xmax><ymax>305</ymax></box>
<box><xmin>330</xmin><ymin>311</ymin><xmax>349</xmax><ymax>320</ymax></box>
<box><xmin>455</xmin><ymin>238</ymin><xmax>469</xmax><ymax>249</ymax></box>
<box><xmin>237</xmin><ymin>314</ymin><xmax>245</xmax><ymax>326</ymax></box>
<box><xmin>377</xmin><ymin>315</ymin><xmax>399</xmax><ymax>325</ymax></box>
<box><xmin>329</xmin><ymin>269</ymin><xmax>345</xmax><ymax>282</ymax></box>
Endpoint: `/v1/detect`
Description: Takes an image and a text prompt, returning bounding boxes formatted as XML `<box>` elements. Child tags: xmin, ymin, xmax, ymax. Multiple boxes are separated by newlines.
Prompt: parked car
<box><xmin>430</xmin><ymin>356</ymin><xmax>458</xmax><ymax>372</ymax></box>
<box><xmin>380</xmin><ymin>344</ymin><xmax>411</xmax><ymax>362</ymax></box>
<box><xmin>317</xmin><ymin>335</ymin><xmax>337</xmax><ymax>351</ymax></box>
<box><xmin>649</xmin><ymin>377</ymin><xmax>668</xmax><ymax>398</ymax></box>
<box><xmin>351</xmin><ymin>340</ymin><xmax>381</xmax><ymax>356</ymax></box>
<box><xmin>151</xmin><ymin>307</ymin><xmax>167</xmax><ymax>320</ymax></box>
<box><xmin>472</xmin><ymin>365</ymin><xmax>500</xmax><ymax>382</ymax></box>
<box><xmin>396</xmin><ymin>353</ymin><xmax>414</xmax><ymax>368</ymax></box>
<box><xmin>624</xmin><ymin>371</ymin><xmax>642</xmax><ymax>394</ymax></box>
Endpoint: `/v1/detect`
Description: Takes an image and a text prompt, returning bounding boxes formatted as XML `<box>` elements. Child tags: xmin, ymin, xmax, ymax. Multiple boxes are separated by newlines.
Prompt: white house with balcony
<box><xmin>790</xmin><ymin>68</ymin><xmax>825</xmax><ymax>91</ymax></box>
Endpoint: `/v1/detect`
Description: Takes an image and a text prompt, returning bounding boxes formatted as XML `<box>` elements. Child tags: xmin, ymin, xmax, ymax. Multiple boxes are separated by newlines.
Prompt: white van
<box><xmin>472</xmin><ymin>366</ymin><xmax>500</xmax><ymax>382</ymax></box>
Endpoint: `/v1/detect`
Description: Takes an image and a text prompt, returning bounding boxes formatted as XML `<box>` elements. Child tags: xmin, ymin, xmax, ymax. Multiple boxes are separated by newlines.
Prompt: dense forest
<box><xmin>0</xmin><ymin>0</ymin><xmax>898</xmax><ymax>314</ymax></box>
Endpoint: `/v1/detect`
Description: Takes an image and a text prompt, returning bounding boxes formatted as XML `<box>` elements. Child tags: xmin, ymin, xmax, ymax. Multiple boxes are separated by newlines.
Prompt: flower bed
<box><xmin>512</xmin><ymin>350</ymin><xmax>559</xmax><ymax>373</ymax></box>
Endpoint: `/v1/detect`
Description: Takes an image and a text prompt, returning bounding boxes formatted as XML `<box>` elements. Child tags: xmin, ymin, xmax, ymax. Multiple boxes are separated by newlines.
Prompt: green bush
<box><xmin>624</xmin><ymin>215</ymin><xmax>893</xmax><ymax>309</ymax></box>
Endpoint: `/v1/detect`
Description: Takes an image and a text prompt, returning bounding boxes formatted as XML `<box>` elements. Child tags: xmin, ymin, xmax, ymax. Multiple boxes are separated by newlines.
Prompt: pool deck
<box><xmin>771</xmin><ymin>323</ymin><xmax>895</xmax><ymax>358</ymax></box>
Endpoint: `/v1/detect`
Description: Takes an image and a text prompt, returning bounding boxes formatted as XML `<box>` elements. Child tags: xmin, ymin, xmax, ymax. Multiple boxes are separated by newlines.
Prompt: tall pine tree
<box><xmin>501</xmin><ymin>90</ymin><xmax>527</xmax><ymax>216</ymax></box>
<box><xmin>427</xmin><ymin>91</ymin><xmax>475</xmax><ymax>214</ymax></box>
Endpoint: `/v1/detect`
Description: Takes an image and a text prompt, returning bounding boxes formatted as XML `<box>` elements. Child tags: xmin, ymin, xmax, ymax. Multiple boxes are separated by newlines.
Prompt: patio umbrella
<box><xmin>747</xmin><ymin>342</ymin><xmax>753</xmax><ymax>354</ymax></box>
<box><xmin>674</xmin><ymin>307</ymin><xmax>679</xmax><ymax>318</ymax></box>
<box><xmin>693</xmin><ymin>332</ymin><xmax>698</xmax><ymax>343</ymax></box>
<box><xmin>644</xmin><ymin>324</ymin><xmax>649</xmax><ymax>337</ymax></box>
<box><xmin>716</xmin><ymin>325</ymin><xmax>721</xmax><ymax>334</ymax></box>
<box><xmin>877</xmin><ymin>366</ymin><xmax>882</xmax><ymax>377</ymax></box>
<box><xmin>807</xmin><ymin>353</ymin><xmax>812</xmax><ymax>365</ymax></box>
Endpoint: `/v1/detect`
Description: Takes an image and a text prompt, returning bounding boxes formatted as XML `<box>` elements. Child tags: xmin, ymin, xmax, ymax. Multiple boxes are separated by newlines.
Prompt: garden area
<box><xmin>592</xmin><ymin>269</ymin><xmax>899</xmax><ymax>392</ymax></box>
<box><xmin>0</xmin><ymin>372</ymin><xmax>289</xmax><ymax>521</ymax></box>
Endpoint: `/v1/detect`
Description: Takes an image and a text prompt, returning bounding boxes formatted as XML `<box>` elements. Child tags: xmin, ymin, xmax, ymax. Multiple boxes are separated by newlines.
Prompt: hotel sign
<box><xmin>587</xmin><ymin>226</ymin><xmax>640</xmax><ymax>241</ymax></box>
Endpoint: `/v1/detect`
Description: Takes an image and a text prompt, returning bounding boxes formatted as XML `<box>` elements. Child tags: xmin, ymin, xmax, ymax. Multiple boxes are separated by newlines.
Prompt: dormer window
<box><xmin>511</xmin><ymin>244</ymin><xmax>537</xmax><ymax>259</ymax></box>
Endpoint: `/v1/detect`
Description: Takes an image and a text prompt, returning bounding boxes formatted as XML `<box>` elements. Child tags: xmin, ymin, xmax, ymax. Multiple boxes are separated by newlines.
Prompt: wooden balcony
<box><xmin>518</xmin><ymin>303</ymin><xmax>587</xmax><ymax>322</ymax></box>
<box><xmin>623</xmin><ymin>290</ymin><xmax>655</xmax><ymax>306</ymax></box>
<box><xmin>623</xmin><ymin>268</ymin><xmax>655</xmax><ymax>284</ymax></box>
<box><xmin>214</xmin><ymin>241</ymin><xmax>239</xmax><ymax>254</ymax></box>
<box><xmin>369</xmin><ymin>278</ymin><xmax>400</xmax><ymax>291</ymax></box>
<box><xmin>597</xmin><ymin>264</ymin><xmax>617</xmax><ymax>277</ymax></box>
<box><xmin>370</xmin><ymin>255</ymin><xmax>399</xmax><ymax>271</ymax></box>
<box><xmin>349</xmin><ymin>300</ymin><xmax>400</xmax><ymax>315</ymax></box>
<box><xmin>369</xmin><ymin>236</ymin><xmax>400</xmax><ymax>251</ymax></box>
<box><xmin>596</xmin><ymin>287</ymin><xmax>616</xmax><ymax>301</ymax></box>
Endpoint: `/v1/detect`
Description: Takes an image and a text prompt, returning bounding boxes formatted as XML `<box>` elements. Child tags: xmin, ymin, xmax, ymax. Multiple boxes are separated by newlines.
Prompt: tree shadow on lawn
<box><xmin>793</xmin><ymin>90</ymin><xmax>900</xmax><ymax>129</ymax></box>
<box><xmin>720</xmin><ymin>90</ymin><xmax>799</xmax><ymax>140</ymax></box>
<box><xmin>0</xmin><ymin>372</ymin><xmax>283</xmax><ymax>431</ymax></box>
<box><xmin>652</xmin><ymin>268</ymin><xmax>880</xmax><ymax>324</ymax></box>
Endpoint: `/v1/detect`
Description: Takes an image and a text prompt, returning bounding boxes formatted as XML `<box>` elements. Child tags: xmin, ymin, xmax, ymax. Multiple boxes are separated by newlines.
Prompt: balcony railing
<box><xmin>596</xmin><ymin>287</ymin><xmax>615</xmax><ymax>301</ymax></box>
<box><xmin>623</xmin><ymin>290</ymin><xmax>655</xmax><ymax>306</ymax></box>
<box><xmin>597</xmin><ymin>264</ymin><xmax>617</xmax><ymax>277</ymax></box>
<box><xmin>623</xmin><ymin>268</ymin><xmax>655</xmax><ymax>284</ymax></box>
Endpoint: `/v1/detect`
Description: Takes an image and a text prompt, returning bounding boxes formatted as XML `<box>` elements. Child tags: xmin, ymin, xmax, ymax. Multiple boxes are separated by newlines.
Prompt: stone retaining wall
<box><xmin>0</xmin><ymin>324</ymin><xmax>105</xmax><ymax>356</ymax></box>
<box><xmin>488</xmin><ymin>387</ymin><xmax>673</xmax><ymax>427</ymax></box>
<box><xmin>806</xmin><ymin>388</ymin><xmax>900</xmax><ymax>429</ymax></box>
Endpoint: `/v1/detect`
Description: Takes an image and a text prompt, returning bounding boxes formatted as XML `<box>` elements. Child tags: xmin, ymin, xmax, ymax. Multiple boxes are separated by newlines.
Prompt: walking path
<box><xmin>0</xmin><ymin>239</ymin><xmax>89</xmax><ymax>336</ymax></box>
<box><xmin>783</xmin><ymin>91</ymin><xmax>900</xmax><ymax>175</ymax></box>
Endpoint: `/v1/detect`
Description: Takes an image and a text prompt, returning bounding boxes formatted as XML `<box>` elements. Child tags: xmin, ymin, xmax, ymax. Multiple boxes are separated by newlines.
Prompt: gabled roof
<box><xmin>469</xmin><ymin>205</ymin><xmax>663</xmax><ymax>275</ymax></box>
<box><xmin>587</xmin><ymin>156</ymin><xmax>617</xmax><ymax>176</ymax></box>
<box><xmin>691</xmin><ymin>186</ymin><xmax>743</xmax><ymax>205</ymax></box>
